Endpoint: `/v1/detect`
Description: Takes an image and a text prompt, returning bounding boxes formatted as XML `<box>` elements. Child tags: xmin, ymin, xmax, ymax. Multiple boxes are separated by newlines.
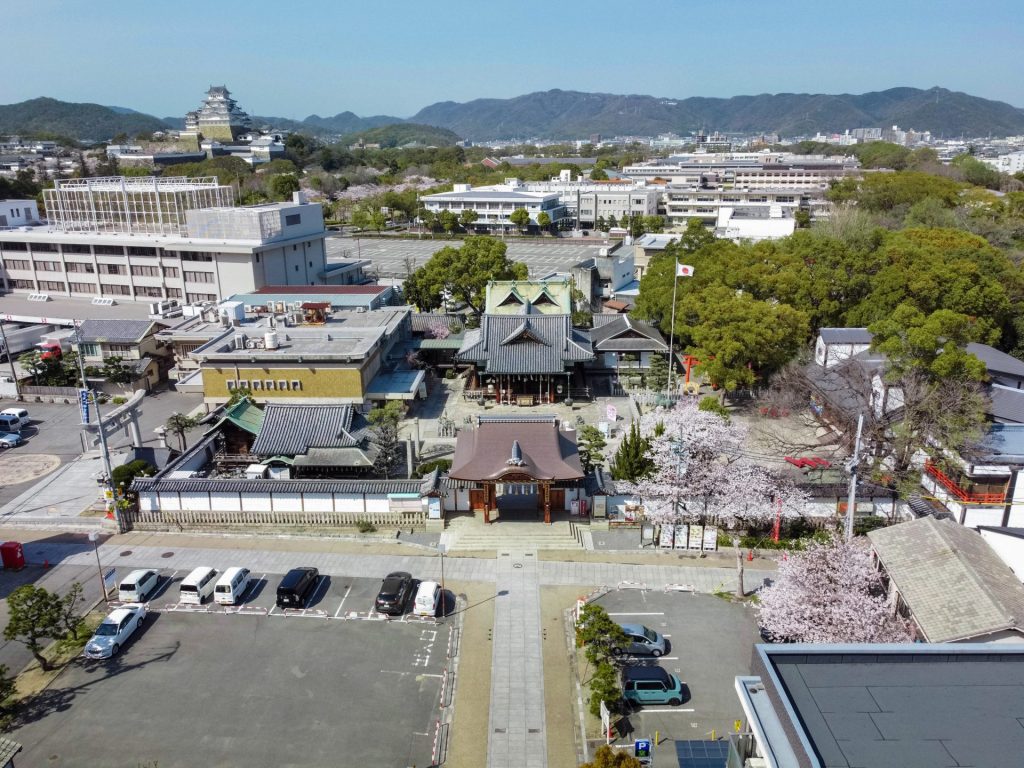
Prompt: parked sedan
<box><xmin>83</xmin><ymin>603</ymin><xmax>147</xmax><ymax>659</ymax></box>
<box><xmin>0</xmin><ymin>432</ymin><xmax>22</xmax><ymax>448</ymax></box>
<box><xmin>375</xmin><ymin>571</ymin><xmax>414</xmax><ymax>615</ymax></box>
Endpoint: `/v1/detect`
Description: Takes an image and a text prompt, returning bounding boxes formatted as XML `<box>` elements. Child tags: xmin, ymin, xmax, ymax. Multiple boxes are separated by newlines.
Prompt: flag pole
<box><xmin>665</xmin><ymin>262</ymin><xmax>679</xmax><ymax>401</ymax></box>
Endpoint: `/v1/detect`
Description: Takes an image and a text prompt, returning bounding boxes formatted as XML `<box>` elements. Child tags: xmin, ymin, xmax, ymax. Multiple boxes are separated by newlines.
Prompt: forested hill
<box><xmin>409</xmin><ymin>87</ymin><xmax>1024</xmax><ymax>140</ymax></box>
<box><xmin>0</xmin><ymin>98</ymin><xmax>168</xmax><ymax>142</ymax></box>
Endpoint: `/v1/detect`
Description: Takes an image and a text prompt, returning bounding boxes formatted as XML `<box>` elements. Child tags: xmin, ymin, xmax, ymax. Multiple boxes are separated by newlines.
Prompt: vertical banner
<box><xmin>659</xmin><ymin>525</ymin><xmax>674</xmax><ymax>548</ymax></box>
<box><xmin>673</xmin><ymin>523</ymin><xmax>688</xmax><ymax>549</ymax></box>
<box><xmin>688</xmin><ymin>524</ymin><xmax>705</xmax><ymax>550</ymax></box>
<box><xmin>78</xmin><ymin>388</ymin><xmax>91</xmax><ymax>425</ymax></box>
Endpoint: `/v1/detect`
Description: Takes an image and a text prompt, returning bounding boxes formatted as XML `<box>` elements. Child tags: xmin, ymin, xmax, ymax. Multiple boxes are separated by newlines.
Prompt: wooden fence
<box><xmin>122</xmin><ymin>508</ymin><xmax>426</xmax><ymax>531</ymax></box>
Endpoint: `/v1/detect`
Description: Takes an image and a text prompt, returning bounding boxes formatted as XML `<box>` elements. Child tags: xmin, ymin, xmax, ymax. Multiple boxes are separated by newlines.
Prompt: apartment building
<box><xmin>482</xmin><ymin>175</ymin><xmax>661</xmax><ymax>228</ymax></box>
<box><xmin>621</xmin><ymin>152</ymin><xmax>857</xmax><ymax>189</ymax></box>
<box><xmin>0</xmin><ymin>176</ymin><xmax>334</xmax><ymax>303</ymax></box>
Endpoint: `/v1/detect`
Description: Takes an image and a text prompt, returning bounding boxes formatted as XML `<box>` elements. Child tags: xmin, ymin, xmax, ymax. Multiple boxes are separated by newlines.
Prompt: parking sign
<box><xmin>634</xmin><ymin>739</ymin><xmax>651</xmax><ymax>758</ymax></box>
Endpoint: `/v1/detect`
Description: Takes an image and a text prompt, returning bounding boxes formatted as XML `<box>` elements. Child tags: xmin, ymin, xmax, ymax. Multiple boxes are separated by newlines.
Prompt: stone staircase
<box><xmin>443</xmin><ymin>517</ymin><xmax>589</xmax><ymax>551</ymax></box>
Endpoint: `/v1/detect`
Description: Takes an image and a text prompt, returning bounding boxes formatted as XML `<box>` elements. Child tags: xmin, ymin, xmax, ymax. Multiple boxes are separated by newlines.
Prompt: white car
<box><xmin>0</xmin><ymin>432</ymin><xmax>22</xmax><ymax>448</ymax></box>
<box><xmin>83</xmin><ymin>603</ymin><xmax>148</xmax><ymax>659</ymax></box>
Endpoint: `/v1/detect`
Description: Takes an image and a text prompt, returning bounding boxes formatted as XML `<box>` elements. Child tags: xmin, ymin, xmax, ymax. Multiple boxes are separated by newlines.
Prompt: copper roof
<box><xmin>449</xmin><ymin>416</ymin><xmax>584</xmax><ymax>482</ymax></box>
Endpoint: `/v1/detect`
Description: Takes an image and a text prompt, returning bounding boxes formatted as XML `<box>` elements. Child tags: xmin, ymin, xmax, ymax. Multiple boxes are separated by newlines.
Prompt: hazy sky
<box><xmin>4</xmin><ymin>0</ymin><xmax>1022</xmax><ymax>118</ymax></box>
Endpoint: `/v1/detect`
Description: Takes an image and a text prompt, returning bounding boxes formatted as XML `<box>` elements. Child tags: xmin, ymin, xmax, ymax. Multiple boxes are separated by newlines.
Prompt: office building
<box><xmin>420</xmin><ymin>183</ymin><xmax>568</xmax><ymax>232</ymax></box>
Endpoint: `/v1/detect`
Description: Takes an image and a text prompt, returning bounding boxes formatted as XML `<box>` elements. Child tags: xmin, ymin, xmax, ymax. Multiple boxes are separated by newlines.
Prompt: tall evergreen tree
<box><xmin>609</xmin><ymin>422</ymin><xmax>654</xmax><ymax>481</ymax></box>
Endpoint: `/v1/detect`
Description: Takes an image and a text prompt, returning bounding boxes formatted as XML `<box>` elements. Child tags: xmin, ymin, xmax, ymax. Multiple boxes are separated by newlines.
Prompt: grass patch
<box><xmin>8</xmin><ymin>612</ymin><xmax>102</xmax><ymax>706</ymax></box>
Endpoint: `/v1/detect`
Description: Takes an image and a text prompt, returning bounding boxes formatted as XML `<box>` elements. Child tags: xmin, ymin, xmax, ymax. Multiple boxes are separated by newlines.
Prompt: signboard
<box><xmin>102</xmin><ymin>568</ymin><xmax>117</xmax><ymax>591</ymax></box>
<box><xmin>673</xmin><ymin>524</ymin><xmax>688</xmax><ymax>549</ymax></box>
<box><xmin>592</xmin><ymin>495</ymin><xmax>607</xmax><ymax>519</ymax></box>
<box><xmin>634</xmin><ymin>739</ymin><xmax>652</xmax><ymax>758</ymax></box>
<box><xmin>688</xmin><ymin>524</ymin><xmax>704</xmax><ymax>550</ymax></box>
<box><xmin>79</xmin><ymin>388</ymin><xmax>91</xmax><ymax>425</ymax></box>
<box><xmin>659</xmin><ymin>525</ymin><xmax>674</xmax><ymax>548</ymax></box>
<box><xmin>606</xmin><ymin>403</ymin><xmax>618</xmax><ymax>422</ymax></box>
<box><xmin>427</xmin><ymin>497</ymin><xmax>441</xmax><ymax>520</ymax></box>
<box><xmin>703</xmin><ymin>525</ymin><xmax>719</xmax><ymax>551</ymax></box>
<box><xmin>600</xmin><ymin>701</ymin><xmax>612</xmax><ymax>745</ymax></box>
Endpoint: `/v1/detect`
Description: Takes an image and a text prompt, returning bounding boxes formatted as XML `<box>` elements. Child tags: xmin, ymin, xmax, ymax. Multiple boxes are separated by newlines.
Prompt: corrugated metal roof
<box><xmin>77</xmin><ymin>318</ymin><xmax>157</xmax><ymax>343</ymax></box>
<box><xmin>251</xmin><ymin>404</ymin><xmax>367</xmax><ymax>456</ymax></box>
<box><xmin>869</xmin><ymin>517</ymin><xmax>1024</xmax><ymax>643</ymax></box>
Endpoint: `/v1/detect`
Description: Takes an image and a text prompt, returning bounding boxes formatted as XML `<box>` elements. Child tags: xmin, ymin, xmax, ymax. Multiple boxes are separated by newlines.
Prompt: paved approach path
<box><xmin>28</xmin><ymin>540</ymin><xmax>772</xmax><ymax>592</ymax></box>
<box><xmin>489</xmin><ymin>551</ymin><xmax>546</xmax><ymax>768</ymax></box>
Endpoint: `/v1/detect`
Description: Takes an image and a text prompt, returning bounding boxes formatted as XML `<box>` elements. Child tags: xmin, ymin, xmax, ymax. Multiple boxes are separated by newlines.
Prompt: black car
<box><xmin>375</xmin><ymin>571</ymin><xmax>414</xmax><ymax>615</ymax></box>
<box><xmin>276</xmin><ymin>567</ymin><xmax>320</xmax><ymax>609</ymax></box>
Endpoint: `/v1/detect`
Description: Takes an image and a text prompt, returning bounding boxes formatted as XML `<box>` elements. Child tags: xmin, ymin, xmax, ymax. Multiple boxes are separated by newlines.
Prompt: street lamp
<box><xmin>88</xmin><ymin>530</ymin><xmax>108</xmax><ymax>602</ymax></box>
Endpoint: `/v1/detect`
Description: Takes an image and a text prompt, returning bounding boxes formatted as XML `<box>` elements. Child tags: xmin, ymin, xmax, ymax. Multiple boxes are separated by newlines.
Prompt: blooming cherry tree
<box><xmin>758</xmin><ymin>535</ymin><xmax>912</xmax><ymax>643</ymax></box>
<box><xmin>620</xmin><ymin>400</ymin><xmax>808</xmax><ymax>596</ymax></box>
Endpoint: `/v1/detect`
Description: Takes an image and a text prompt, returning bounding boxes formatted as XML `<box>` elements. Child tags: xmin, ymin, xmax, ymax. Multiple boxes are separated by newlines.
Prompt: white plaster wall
<box><xmin>210</xmin><ymin>492</ymin><xmax>241</xmax><ymax>512</ymax></box>
<box><xmin>334</xmin><ymin>494</ymin><xmax>364</xmax><ymax>513</ymax></box>
<box><xmin>303</xmin><ymin>493</ymin><xmax>333</xmax><ymax>512</ymax></box>
<box><xmin>272</xmin><ymin>492</ymin><xmax>302</xmax><ymax>512</ymax></box>
<box><xmin>181</xmin><ymin>492</ymin><xmax>209</xmax><ymax>511</ymax></box>
<box><xmin>139</xmin><ymin>492</ymin><xmax>156</xmax><ymax>511</ymax></box>
<box><xmin>240</xmin><ymin>492</ymin><xmax>272</xmax><ymax>512</ymax></box>
<box><xmin>963</xmin><ymin>507</ymin><xmax>1005</xmax><ymax>528</ymax></box>
<box><xmin>158</xmin><ymin>492</ymin><xmax>181</xmax><ymax>511</ymax></box>
<box><xmin>979</xmin><ymin>530</ymin><xmax>1024</xmax><ymax>583</ymax></box>
<box><xmin>365</xmin><ymin>497</ymin><xmax>389</xmax><ymax>513</ymax></box>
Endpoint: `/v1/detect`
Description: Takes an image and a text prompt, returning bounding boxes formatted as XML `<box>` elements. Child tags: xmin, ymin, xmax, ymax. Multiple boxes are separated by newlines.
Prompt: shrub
<box><xmin>356</xmin><ymin>519</ymin><xmax>377</xmax><ymax>533</ymax></box>
<box><xmin>415</xmin><ymin>458</ymin><xmax>452</xmax><ymax>478</ymax></box>
<box><xmin>444</xmin><ymin>368</ymin><xmax>456</xmax><ymax>379</ymax></box>
<box><xmin>112</xmin><ymin>396</ymin><xmax>127</xmax><ymax>405</ymax></box>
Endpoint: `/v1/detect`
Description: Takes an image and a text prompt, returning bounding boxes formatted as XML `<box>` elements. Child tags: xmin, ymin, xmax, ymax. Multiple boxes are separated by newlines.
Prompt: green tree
<box><xmin>165</xmin><ymin>412</ymin><xmax>199</xmax><ymax>451</ymax></box>
<box><xmin>268</xmin><ymin>173</ymin><xmax>300</xmax><ymax>201</ymax></box>
<box><xmin>869</xmin><ymin>305</ymin><xmax>989</xmax><ymax>382</ymax></box>
<box><xmin>402</xmin><ymin>236</ymin><xmax>528</xmax><ymax>315</ymax></box>
<box><xmin>368</xmin><ymin>209</ymin><xmax>388</xmax><ymax>233</ymax></box>
<box><xmin>677</xmin><ymin>217</ymin><xmax>715</xmax><ymax>253</ymax></box>
<box><xmin>590</xmin><ymin>167</ymin><xmax>609</xmax><ymax>181</ymax></box>
<box><xmin>577</xmin><ymin>425</ymin><xmax>607</xmax><ymax>474</ymax></box>
<box><xmin>368</xmin><ymin>402</ymin><xmax>403</xmax><ymax>479</ymax></box>
<box><xmin>438</xmin><ymin>209</ymin><xmax>458</xmax><ymax>235</ymax></box>
<box><xmin>588</xmin><ymin>661</ymin><xmax>623</xmax><ymax>718</ymax></box>
<box><xmin>596</xmin><ymin>215</ymin><xmax>607</xmax><ymax>232</ymax></box>
<box><xmin>698</xmin><ymin>395</ymin><xmax>730</xmax><ymax>421</ymax></box>
<box><xmin>536</xmin><ymin>211</ymin><xmax>551</xmax><ymax>231</ymax></box>
<box><xmin>111</xmin><ymin>459</ymin><xmax>156</xmax><ymax>494</ymax></box>
<box><xmin>509</xmin><ymin>207</ymin><xmax>530</xmax><ymax>232</ymax></box>
<box><xmin>59</xmin><ymin>582</ymin><xmax>86</xmax><ymax>640</ymax></box>
<box><xmin>609</xmin><ymin>422</ymin><xmax>654</xmax><ymax>481</ymax></box>
<box><xmin>581</xmin><ymin>745</ymin><xmax>642</xmax><ymax>768</ymax></box>
<box><xmin>418</xmin><ymin>208</ymin><xmax>436</xmax><ymax>233</ymax></box>
<box><xmin>642</xmin><ymin>215</ymin><xmax>664</xmax><ymax>234</ymax></box>
<box><xmin>226</xmin><ymin>386</ymin><xmax>254</xmax><ymax>407</ymax></box>
<box><xmin>102</xmin><ymin>356</ymin><xmax>134</xmax><ymax>387</ymax></box>
<box><xmin>606</xmin><ymin>214</ymin><xmax>618</xmax><ymax>229</ymax></box>
<box><xmin>576</xmin><ymin>603</ymin><xmax>630</xmax><ymax>666</ymax></box>
<box><xmin>794</xmin><ymin>209</ymin><xmax>812</xmax><ymax>228</ymax></box>
<box><xmin>459</xmin><ymin>209</ymin><xmax>479</xmax><ymax>231</ymax></box>
<box><xmin>646</xmin><ymin>353</ymin><xmax>670</xmax><ymax>392</ymax></box>
<box><xmin>4</xmin><ymin>585</ymin><xmax>64</xmax><ymax>671</ymax></box>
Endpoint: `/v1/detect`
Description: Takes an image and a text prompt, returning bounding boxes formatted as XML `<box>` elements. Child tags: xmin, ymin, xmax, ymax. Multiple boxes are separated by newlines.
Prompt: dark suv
<box><xmin>375</xmin><ymin>571</ymin><xmax>414</xmax><ymax>615</ymax></box>
<box><xmin>276</xmin><ymin>567</ymin><xmax>320</xmax><ymax>609</ymax></box>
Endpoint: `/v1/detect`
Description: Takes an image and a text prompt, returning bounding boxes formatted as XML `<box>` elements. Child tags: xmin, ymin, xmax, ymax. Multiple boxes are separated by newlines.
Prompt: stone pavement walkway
<box><xmin>489</xmin><ymin>550</ymin><xmax>546</xmax><ymax>768</ymax></box>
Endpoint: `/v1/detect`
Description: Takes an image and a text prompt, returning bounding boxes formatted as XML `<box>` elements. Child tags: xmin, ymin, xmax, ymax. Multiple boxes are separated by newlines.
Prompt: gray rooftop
<box><xmin>0</xmin><ymin>293</ymin><xmax>153</xmax><ymax>323</ymax></box>
<box><xmin>868</xmin><ymin>516</ymin><xmax>1024</xmax><ymax>642</ymax></box>
<box><xmin>457</xmin><ymin>314</ymin><xmax>593</xmax><ymax>374</ymax></box>
<box><xmin>250</xmin><ymin>404</ymin><xmax>368</xmax><ymax>456</ymax></box>
<box><xmin>423</xmin><ymin>189</ymin><xmax>555</xmax><ymax>202</ymax></box>
<box><xmin>757</xmin><ymin>644</ymin><xmax>1024</xmax><ymax>768</ymax></box>
<box><xmin>134</xmin><ymin>474</ymin><xmax>437</xmax><ymax>496</ymax></box>
<box><xmin>966</xmin><ymin>342</ymin><xmax>1024</xmax><ymax>378</ymax></box>
<box><xmin>589</xmin><ymin>314</ymin><xmax>667</xmax><ymax>352</ymax></box>
<box><xmin>77</xmin><ymin>318</ymin><xmax>158</xmax><ymax>343</ymax></box>
<box><xmin>818</xmin><ymin>327</ymin><xmax>873</xmax><ymax>345</ymax></box>
<box><xmin>987</xmin><ymin>384</ymin><xmax>1024</xmax><ymax>425</ymax></box>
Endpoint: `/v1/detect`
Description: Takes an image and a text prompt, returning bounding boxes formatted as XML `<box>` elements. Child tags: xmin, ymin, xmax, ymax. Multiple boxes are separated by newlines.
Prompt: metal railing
<box><xmin>923</xmin><ymin>461</ymin><xmax>1007</xmax><ymax>504</ymax></box>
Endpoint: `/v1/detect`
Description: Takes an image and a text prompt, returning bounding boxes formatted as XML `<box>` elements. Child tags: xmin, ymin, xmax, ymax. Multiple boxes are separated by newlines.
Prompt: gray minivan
<box><xmin>613</xmin><ymin>623</ymin><xmax>668</xmax><ymax>657</ymax></box>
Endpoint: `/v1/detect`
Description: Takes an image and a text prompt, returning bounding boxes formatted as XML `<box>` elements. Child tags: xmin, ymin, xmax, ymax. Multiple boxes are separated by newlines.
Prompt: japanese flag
<box><xmin>676</xmin><ymin>262</ymin><xmax>695</xmax><ymax>277</ymax></box>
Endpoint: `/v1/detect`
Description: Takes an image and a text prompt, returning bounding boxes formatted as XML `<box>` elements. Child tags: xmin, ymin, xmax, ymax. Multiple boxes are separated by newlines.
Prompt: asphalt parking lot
<box><xmin>591</xmin><ymin>589</ymin><xmax>759</xmax><ymax>768</ymax></box>
<box><xmin>9</xmin><ymin>569</ymin><xmax>454</xmax><ymax>768</ymax></box>
<box><xmin>0</xmin><ymin>388</ymin><xmax>202</xmax><ymax>507</ymax></box>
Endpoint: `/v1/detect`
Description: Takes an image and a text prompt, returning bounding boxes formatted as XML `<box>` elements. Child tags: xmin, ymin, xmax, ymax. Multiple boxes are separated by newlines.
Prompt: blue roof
<box><xmin>980</xmin><ymin>423</ymin><xmax>1024</xmax><ymax>461</ymax></box>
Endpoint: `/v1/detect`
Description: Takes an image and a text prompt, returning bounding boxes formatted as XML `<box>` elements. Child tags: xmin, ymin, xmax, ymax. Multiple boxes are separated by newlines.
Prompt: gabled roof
<box><xmin>250</xmin><ymin>404</ymin><xmax>368</xmax><ymax>457</ymax></box>
<box><xmin>988</xmin><ymin>384</ymin><xmax>1024</xmax><ymax>424</ymax></box>
<box><xmin>589</xmin><ymin>314</ymin><xmax>667</xmax><ymax>352</ymax></box>
<box><xmin>966</xmin><ymin>343</ymin><xmax>1024</xmax><ymax>378</ymax></box>
<box><xmin>868</xmin><ymin>516</ymin><xmax>1024</xmax><ymax>642</ymax></box>
<box><xmin>819</xmin><ymin>327</ymin><xmax>873</xmax><ymax>345</ymax></box>
<box><xmin>449</xmin><ymin>416</ymin><xmax>584</xmax><ymax>482</ymax></box>
<box><xmin>209</xmin><ymin>398</ymin><xmax>265</xmax><ymax>436</ymax></box>
<box><xmin>457</xmin><ymin>314</ymin><xmax>593</xmax><ymax>374</ymax></box>
<box><xmin>76</xmin><ymin>318</ymin><xmax>159</xmax><ymax>344</ymax></box>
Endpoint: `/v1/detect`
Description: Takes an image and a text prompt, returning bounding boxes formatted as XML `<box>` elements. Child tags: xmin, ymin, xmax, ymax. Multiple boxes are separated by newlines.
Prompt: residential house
<box><xmin>73</xmin><ymin>318</ymin><xmax>171</xmax><ymax>388</ymax></box>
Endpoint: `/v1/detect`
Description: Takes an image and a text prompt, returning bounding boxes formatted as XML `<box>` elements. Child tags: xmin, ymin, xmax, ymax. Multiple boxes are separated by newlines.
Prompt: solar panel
<box><xmin>675</xmin><ymin>739</ymin><xmax>730</xmax><ymax>768</ymax></box>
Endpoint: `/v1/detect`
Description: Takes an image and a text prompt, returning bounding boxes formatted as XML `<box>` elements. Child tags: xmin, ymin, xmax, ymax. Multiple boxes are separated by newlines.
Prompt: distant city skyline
<box><xmin>4</xmin><ymin>0</ymin><xmax>1023</xmax><ymax>119</ymax></box>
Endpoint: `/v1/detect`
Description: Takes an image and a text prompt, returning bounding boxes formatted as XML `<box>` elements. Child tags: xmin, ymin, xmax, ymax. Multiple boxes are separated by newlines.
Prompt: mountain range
<box><xmin>2</xmin><ymin>87</ymin><xmax>1023</xmax><ymax>143</ymax></box>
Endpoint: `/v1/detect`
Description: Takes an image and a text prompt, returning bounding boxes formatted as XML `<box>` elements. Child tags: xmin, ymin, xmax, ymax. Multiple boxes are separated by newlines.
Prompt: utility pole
<box><xmin>0</xmin><ymin>321</ymin><xmax>21</xmax><ymax>401</ymax></box>
<box><xmin>845</xmin><ymin>413</ymin><xmax>864</xmax><ymax>542</ymax></box>
<box><xmin>74</xmin><ymin>322</ymin><xmax>123</xmax><ymax>534</ymax></box>
<box><xmin>665</xmin><ymin>265</ymin><xmax>680</xmax><ymax>401</ymax></box>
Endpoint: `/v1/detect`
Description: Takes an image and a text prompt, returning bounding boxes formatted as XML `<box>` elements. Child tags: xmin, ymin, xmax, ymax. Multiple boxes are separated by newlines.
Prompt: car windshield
<box><xmin>643</xmin><ymin>627</ymin><xmax>658</xmax><ymax>642</ymax></box>
<box><xmin>95</xmin><ymin>622</ymin><xmax>118</xmax><ymax>636</ymax></box>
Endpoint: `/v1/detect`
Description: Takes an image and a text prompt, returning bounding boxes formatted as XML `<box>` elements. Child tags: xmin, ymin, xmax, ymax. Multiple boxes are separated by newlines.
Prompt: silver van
<box><xmin>614</xmin><ymin>623</ymin><xmax>668</xmax><ymax>657</ymax></box>
<box><xmin>0</xmin><ymin>408</ymin><xmax>29</xmax><ymax>428</ymax></box>
<box><xmin>0</xmin><ymin>414</ymin><xmax>22</xmax><ymax>433</ymax></box>
<box><xmin>118</xmin><ymin>569</ymin><xmax>159</xmax><ymax>603</ymax></box>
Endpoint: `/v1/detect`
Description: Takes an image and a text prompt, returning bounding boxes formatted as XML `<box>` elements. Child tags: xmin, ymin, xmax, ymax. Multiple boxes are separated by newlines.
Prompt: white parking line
<box><xmin>303</xmin><ymin>576</ymin><xmax>329</xmax><ymax>612</ymax></box>
<box><xmin>268</xmin><ymin>605</ymin><xmax>277</xmax><ymax>616</ymax></box>
<box><xmin>641</xmin><ymin>708</ymin><xmax>695</xmax><ymax>713</ymax></box>
<box><xmin>334</xmin><ymin>585</ymin><xmax>352</xmax><ymax>618</ymax></box>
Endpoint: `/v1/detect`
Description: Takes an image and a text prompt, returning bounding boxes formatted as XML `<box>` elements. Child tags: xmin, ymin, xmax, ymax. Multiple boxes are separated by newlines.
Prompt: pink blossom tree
<box><xmin>620</xmin><ymin>400</ymin><xmax>808</xmax><ymax>597</ymax></box>
<box><xmin>758</xmin><ymin>534</ymin><xmax>912</xmax><ymax>643</ymax></box>
<box><xmin>427</xmin><ymin>321</ymin><xmax>451</xmax><ymax>340</ymax></box>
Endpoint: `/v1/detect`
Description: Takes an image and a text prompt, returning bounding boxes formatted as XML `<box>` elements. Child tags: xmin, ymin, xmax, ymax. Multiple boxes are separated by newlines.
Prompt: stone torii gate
<box><xmin>80</xmin><ymin>388</ymin><xmax>146</xmax><ymax>451</ymax></box>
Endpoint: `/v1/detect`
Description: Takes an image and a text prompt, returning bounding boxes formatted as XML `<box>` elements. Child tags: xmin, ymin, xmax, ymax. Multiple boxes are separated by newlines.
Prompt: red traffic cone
<box><xmin>747</xmin><ymin>550</ymin><xmax>754</xmax><ymax>561</ymax></box>
<box><xmin>43</xmin><ymin>559</ymin><xmax>50</xmax><ymax>569</ymax></box>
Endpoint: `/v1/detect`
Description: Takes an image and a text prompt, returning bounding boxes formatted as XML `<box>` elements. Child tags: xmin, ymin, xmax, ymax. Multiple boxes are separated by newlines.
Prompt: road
<box><xmin>326</xmin><ymin>234</ymin><xmax>612</xmax><ymax>282</ymax></box>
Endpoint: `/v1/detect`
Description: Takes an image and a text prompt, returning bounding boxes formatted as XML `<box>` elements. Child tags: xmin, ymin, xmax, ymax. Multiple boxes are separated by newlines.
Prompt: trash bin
<box><xmin>1</xmin><ymin>541</ymin><xmax>25</xmax><ymax>570</ymax></box>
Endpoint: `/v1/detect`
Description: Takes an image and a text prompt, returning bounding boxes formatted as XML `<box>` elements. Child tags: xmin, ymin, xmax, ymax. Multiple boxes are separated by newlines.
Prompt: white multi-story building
<box><xmin>420</xmin><ymin>183</ymin><xmax>568</xmax><ymax>232</ymax></box>
<box><xmin>0</xmin><ymin>176</ymin><xmax>334</xmax><ymax>304</ymax></box>
<box><xmin>621</xmin><ymin>151</ymin><xmax>857</xmax><ymax>189</ymax></box>
<box><xmin>0</xmin><ymin>200</ymin><xmax>40</xmax><ymax>229</ymax></box>
<box><xmin>983</xmin><ymin>151</ymin><xmax>1024</xmax><ymax>174</ymax></box>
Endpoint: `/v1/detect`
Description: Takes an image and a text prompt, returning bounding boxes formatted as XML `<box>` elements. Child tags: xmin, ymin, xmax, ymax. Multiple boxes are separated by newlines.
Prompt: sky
<box><xmin>3</xmin><ymin>0</ymin><xmax>1023</xmax><ymax>119</ymax></box>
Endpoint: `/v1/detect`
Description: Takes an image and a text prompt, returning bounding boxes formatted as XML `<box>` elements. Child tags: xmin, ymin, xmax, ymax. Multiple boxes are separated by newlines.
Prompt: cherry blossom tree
<box><xmin>620</xmin><ymin>400</ymin><xmax>809</xmax><ymax>597</ymax></box>
<box><xmin>758</xmin><ymin>534</ymin><xmax>912</xmax><ymax>644</ymax></box>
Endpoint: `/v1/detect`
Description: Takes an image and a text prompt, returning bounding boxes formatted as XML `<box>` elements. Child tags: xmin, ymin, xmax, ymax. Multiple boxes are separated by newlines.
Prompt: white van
<box><xmin>0</xmin><ymin>408</ymin><xmax>29</xmax><ymax>428</ymax></box>
<box><xmin>0</xmin><ymin>414</ymin><xmax>22</xmax><ymax>433</ymax></box>
<box><xmin>118</xmin><ymin>569</ymin><xmax>159</xmax><ymax>603</ymax></box>
<box><xmin>413</xmin><ymin>580</ymin><xmax>441</xmax><ymax>617</ymax></box>
<box><xmin>214</xmin><ymin>567</ymin><xmax>251</xmax><ymax>605</ymax></box>
<box><xmin>179</xmin><ymin>566</ymin><xmax>218</xmax><ymax>605</ymax></box>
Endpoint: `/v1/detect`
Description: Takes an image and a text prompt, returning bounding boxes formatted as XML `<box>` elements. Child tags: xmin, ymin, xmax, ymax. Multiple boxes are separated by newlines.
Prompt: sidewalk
<box><xmin>0</xmin><ymin>454</ymin><xmax>108</xmax><ymax>527</ymax></box>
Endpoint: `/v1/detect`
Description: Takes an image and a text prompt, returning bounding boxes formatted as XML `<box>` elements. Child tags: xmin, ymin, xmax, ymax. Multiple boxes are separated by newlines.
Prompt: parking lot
<box><xmin>9</xmin><ymin>569</ymin><xmax>455</xmax><ymax>768</ymax></box>
<box><xmin>590</xmin><ymin>589</ymin><xmax>759</xmax><ymax>767</ymax></box>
